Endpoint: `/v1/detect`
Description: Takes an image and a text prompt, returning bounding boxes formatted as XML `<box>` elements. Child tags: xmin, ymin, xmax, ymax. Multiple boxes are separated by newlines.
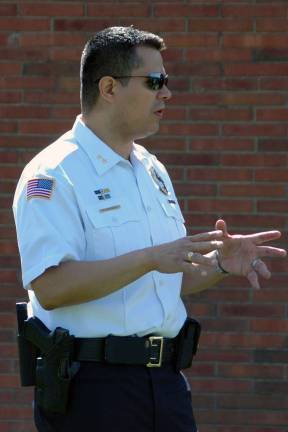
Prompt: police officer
<box><xmin>13</xmin><ymin>27</ymin><xmax>286</xmax><ymax>432</ymax></box>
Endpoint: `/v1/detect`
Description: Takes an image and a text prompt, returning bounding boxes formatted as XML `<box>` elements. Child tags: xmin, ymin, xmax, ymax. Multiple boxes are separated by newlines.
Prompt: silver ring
<box><xmin>187</xmin><ymin>251</ymin><xmax>195</xmax><ymax>261</ymax></box>
<box><xmin>251</xmin><ymin>258</ymin><xmax>261</xmax><ymax>270</ymax></box>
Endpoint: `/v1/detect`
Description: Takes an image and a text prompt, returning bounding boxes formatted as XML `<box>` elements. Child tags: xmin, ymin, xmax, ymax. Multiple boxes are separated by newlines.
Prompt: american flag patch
<box><xmin>27</xmin><ymin>178</ymin><xmax>54</xmax><ymax>200</ymax></box>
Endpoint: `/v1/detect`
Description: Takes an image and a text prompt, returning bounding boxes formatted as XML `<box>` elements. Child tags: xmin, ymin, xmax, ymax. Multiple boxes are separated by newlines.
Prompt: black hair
<box><xmin>80</xmin><ymin>26</ymin><xmax>166</xmax><ymax>115</ymax></box>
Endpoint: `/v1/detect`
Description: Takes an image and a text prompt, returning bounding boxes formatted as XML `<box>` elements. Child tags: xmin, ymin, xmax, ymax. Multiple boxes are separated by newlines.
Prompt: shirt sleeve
<box><xmin>13</xmin><ymin>167</ymin><xmax>86</xmax><ymax>289</ymax></box>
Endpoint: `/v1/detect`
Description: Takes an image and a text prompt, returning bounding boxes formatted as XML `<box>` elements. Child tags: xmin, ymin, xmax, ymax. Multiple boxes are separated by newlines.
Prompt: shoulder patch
<box><xmin>26</xmin><ymin>178</ymin><xmax>55</xmax><ymax>200</ymax></box>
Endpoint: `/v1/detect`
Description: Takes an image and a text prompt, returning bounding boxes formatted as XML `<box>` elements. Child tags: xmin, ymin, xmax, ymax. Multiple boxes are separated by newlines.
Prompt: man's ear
<box><xmin>98</xmin><ymin>76</ymin><xmax>118</xmax><ymax>103</ymax></box>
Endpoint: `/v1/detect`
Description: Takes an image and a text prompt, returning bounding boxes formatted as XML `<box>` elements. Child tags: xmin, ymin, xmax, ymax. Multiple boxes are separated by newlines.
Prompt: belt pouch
<box><xmin>175</xmin><ymin>318</ymin><xmax>201</xmax><ymax>371</ymax></box>
<box><xmin>35</xmin><ymin>328</ymin><xmax>80</xmax><ymax>414</ymax></box>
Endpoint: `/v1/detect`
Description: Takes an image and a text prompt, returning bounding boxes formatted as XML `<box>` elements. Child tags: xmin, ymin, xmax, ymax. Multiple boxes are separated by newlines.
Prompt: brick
<box><xmin>0</xmin><ymin>76</ymin><xmax>55</xmax><ymax>90</ymax></box>
<box><xmin>162</xmin><ymin>49</ymin><xmax>184</xmax><ymax>63</ymax></box>
<box><xmin>220</xmin><ymin>184</ymin><xmax>285</xmax><ymax>198</ymax></box>
<box><xmin>221</xmin><ymin>92</ymin><xmax>286</xmax><ymax>105</ymax></box>
<box><xmin>162</xmin><ymin>34</ymin><xmax>218</xmax><ymax>48</ymax></box>
<box><xmin>225</xmin><ymin>63</ymin><xmax>288</xmax><ymax>77</ymax></box>
<box><xmin>0</xmin><ymin>151</ymin><xmax>18</xmax><ymax>164</ymax></box>
<box><xmin>50</xmin><ymin>47</ymin><xmax>82</xmax><ymax>61</ymax></box>
<box><xmin>197</xmin><ymin>349</ymin><xmax>251</xmax><ymax>363</ymax></box>
<box><xmin>0</xmin><ymin>63</ymin><xmax>22</xmax><ymax>75</ymax></box>
<box><xmin>203</xmin><ymin>332</ymin><xmax>286</xmax><ymax>349</ymax></box>
<box><xmin>260</xmin><ymin>77</ymin><xmax>288</xmax><ymax>90</ymax></box>
<box><xmin>189</xmin><ymin>138</ymin><xmax>254</xmax><ymax>151</ymax></box>
<box><xmin>160</xmin><ymin>123</ymin><xmax>219</xmax><ymax>137</ymax></box>
<box><xmin>192</xmin><ymin>78</ymin><xmax>257</xmax><ymax>91</ymax></box>
<box><xmin>142</xmin><ymin>137</ymin><xmax>187</xmax><ymax>152</ymax></box>
<box><xmin>258</xmin><ymin>200</ymin><xmax>288</xmax><ymax>213</ymax></box>
<box><xmin>88</xmin><ymin>4</ymin><xmax>149</xmax><ymax>17</ymax></box>
<box><xmin>257</xmin><ymin>138</ymin><xmax>288</xmax><ymax>153</ymax></box>
<box><xmin>223</xmin><ymin>124</ymin><xmax>287</xmax><ymax>137</ymax></box>
<box><xmin>127</xmin><ymin>18</ymin><xmax>188</xmax><ymax>33</ymax></box>
<box><xmin>174</xmin><ymin>183</ymin><xmax>216</xmax><ymax>197</ymax></box>
<box><xmin>189</xmin><ymin>108</ymin><xmax>252</xmax><ymax>121</ymax></box>
<box><xmin>0</xmin><ymin>47</ymin><xmax>48</xmax><ymax>61</ymax></box>
<box><xmin>254</xmin><ymin>48</ymin><xmax>288</xmax><ymax>62</ymax></box>
<box><xmin>201</xmin><ymin>318</ymin><xmax>249</xmax><ymax>333</ymax></box>
<box><xmin>0</xmin><ymin>106</ymin><xmax>51</xmax><ymax>119</ymax></box>
<box><xmin>187</xmin><ymin>167</ymin><xmax>253</xmax><ymax>182</ymax></box>
<box><xmin>0</xmin><ymin>18</ymin><xmax>50</xmax><ymax>31</ymax></box>
<box><xmin>185</xmin><ymin>302</ymin><xmax>217</xmax><ymax>317</ymax></box>
<box><xmin>218</xmin><ymin>394</ymin><xmax>288</xmax><ymax>410</ymax></box>
<box><xmin>257</xmin><ymin>108</ymin><xmax>288</xmax><ymax>121</ymax></box>
<box><xmin>255</xmin><ymin>381</ymin><xmax>288</xmax><ymax>396</ymax></box>
<box><xmin>222</xmin><ymin>4</ymin><xmax>287</xmax><ymax>17</ymax></box>
<box><xmin>169</xmin><ymin>62</ymin><xmax>221</xmax><ymax>77</ymax></box>
<box><xmin>251</xmin><ymin>319</ymin><xmax>288</xmax><ymax>333</ymax></box>
<box><xmin>19</xmin><ymin>3</ymin><xmax>84</xmax><ymax>16</ymax></box>
<box><xmin>0</xmin><ymin>121</ymin><xmax>17</xmax><ymax>133</ymax></box>
<box><xmin>221</xmin><ymin>153</ymin><xmax>286</xmax><ymax>167</ymax></box>
<box><xmin>218</xmin><ymin>363</ymin><xmax>284</xmax><ymax>379</ymax></box>
<box><xmin>54</xmin><ymin>18</ymin><xmax>117</xmax><ymax>32</ymax></box>
<box><xmin>0</xmin><ymin>4</ymin><xmax>17</xmax><ymax>16</ymax></box>
<box><xmin>192</xmin><ymin>378</ymin><xmax>251</xmax><ymax>393</ymax></box>
<box><xmin>255</xmin><ymin>169</ymin><xmax>288</xmax><ymax>182</ymax></box>
<box><xmin>197</xmin><ymin>287</ymin><xmax>250</xmax><ymax>302</ymax></box>
<box><xmin>154</xmin><ymin>4</ymin><xmax>219</xmax><ymax>17</ymax></box>
<box><xmin>0</xmin><ymin>92</ymin><xmax>22</xmax><ymax>104</ymax></box>
<box><xmin>254</xmin><ymin>349</ymin><xmax>288</xmax><ymax>364</ymax></box>
<box><xmin>20</xmin><ymin>33</ymin><xmax>86</xmax><ymax>47</ymax></box>
<box><xmin>220</xmin><ymin>304</ymin><xmax>284</xmax><ymax>318</ymax></box>
<box><xmin>0</xmin><ymin>167</ymin><xmax>22</xmax><ymax>181</ymax></box>
<box><xmin>0</xmin><ymin>375</ymin><xmax>19</xmax><ymax>388</ymax></box>
<box><xmin>0</xmin><ymin>405</ymin><xmax>32</xmax><ymax>419</ymax></box>
<box><xmin>187</xmin><ymin>198</ymin><xmax>253</xmax><ymax>213</ymax></box>
<box><xmin>18</xmin><ymin>120</ymin><xmax>71</xmax><ymax>135</ymax></box>
<box><xmin>171</xmin><ymin>93</ymin><xmax>221</xmax><ymax>106</ymax></box>
<box><xmin>186</xmin><ymin>48</ymin><xmax>252</xmax><ymax>62</ymax></box>
<box><xmin>24</xmin><ymin>90</ymin><xmax>79</xmax><ymax>105</ymax></box>
<box><xmin>256</xmin><ymin>18</ymin><xmax>288</xmax><ymax>32</ymax></box>
<box><xmin>23</xmin><ymin>61</ymin><xmax>79</xmax><ymax>77</ymax></box>
<box><xmin>254</xmin><ymin>286</ymin><xmax>288</xmax><ymax>303</ymax></box>
<box><xmin>224</xmin><ymin>34</ymin><xmax>288</xmax><ymax>50</ymax></box>
<box><xmin>188</xmin><ymin>18</ymin><xmax>252</xmax><ymax>32</ymax></box>
<box><xmin>0</xmin><ymin>135</ymin><xmax>50</xmax><ymax>150</ymax></box>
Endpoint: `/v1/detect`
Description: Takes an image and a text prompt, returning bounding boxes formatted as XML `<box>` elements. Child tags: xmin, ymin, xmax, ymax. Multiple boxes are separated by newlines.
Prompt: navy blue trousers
<box><xmin>34</xmin><ymin>362</ymin><xmax>198</xmax><ymax>432</ymax></box>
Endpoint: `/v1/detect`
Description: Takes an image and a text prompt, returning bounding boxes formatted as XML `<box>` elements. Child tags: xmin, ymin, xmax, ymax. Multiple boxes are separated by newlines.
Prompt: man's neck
<box><xmin>82</xmin><ymin>113</ymin><xmax>133</xmax><ymax>160</ymax></box>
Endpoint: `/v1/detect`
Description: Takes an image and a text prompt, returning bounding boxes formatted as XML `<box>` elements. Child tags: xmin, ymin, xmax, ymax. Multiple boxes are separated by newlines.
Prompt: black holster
<box><xmin>16</xmin><ymin>302</ymin><xmax>80</xmax><ymax>414</ymax></box>
<box><xmin>175</xmin><ymin>317</ymin><xmax>201</xmax><ymax>372</ymax></box>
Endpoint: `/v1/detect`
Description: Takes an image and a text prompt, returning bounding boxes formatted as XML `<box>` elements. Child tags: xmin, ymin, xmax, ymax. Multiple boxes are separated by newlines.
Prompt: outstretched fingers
<box><xmin>256</xmin><ymin>245</ymin><xmax>287</xmax><ymax>258</ymax></box>
<box><xmin>246</xmin><ymin>230</ymin><xmax>282</xmax><ymax>245</ymax></box>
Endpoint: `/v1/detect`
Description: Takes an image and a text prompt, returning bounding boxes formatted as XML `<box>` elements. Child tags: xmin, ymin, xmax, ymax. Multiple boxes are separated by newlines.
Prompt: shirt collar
<box><xmin>72</xmin><ymin>115</ymin><xmax>124</xmax><ymax>176</ymax></box>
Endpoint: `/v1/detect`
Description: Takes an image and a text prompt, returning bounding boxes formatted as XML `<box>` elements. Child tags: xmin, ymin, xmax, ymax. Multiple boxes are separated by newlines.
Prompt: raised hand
<box><xmin>150</xmin><ymin>230</ymin><xmax>224</xmax><ymax>274</ymax></box>
<box><xmin>215</xmin><ymin>219</ymin><xmax>287</xmax><ymax>289</ymax></box>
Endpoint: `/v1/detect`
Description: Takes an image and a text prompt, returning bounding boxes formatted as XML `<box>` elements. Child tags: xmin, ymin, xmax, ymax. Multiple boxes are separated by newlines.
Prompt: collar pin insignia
<box><xmin>150</xmin><ymin>167</ymin><xmax>169</xmax><ymax>196</ymax></box>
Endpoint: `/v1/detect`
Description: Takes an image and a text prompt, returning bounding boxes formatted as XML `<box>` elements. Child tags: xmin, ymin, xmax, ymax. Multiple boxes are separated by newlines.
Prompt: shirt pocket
<box><xmin>86</xmin><ymin>197</ymin><xmax>142</xmax><ymax>258</ymax></box>
<box><xmin>157</xmin><ymin>196</ymin><xmax>186</xmax><ymax>240</ymax></box>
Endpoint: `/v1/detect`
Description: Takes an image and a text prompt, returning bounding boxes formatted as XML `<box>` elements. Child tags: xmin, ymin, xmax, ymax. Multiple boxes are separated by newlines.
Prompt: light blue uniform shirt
<box><xmin>13</xmin><ymin>116</ymin><xmax>187</xmax><ymax>337</ymax></box>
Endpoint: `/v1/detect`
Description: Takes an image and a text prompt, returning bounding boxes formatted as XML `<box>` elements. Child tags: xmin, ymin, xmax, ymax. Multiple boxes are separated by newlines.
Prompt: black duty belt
<box><xmin>74</xmin><ymin>335</ymin><xmax>177</xmax><ymax>368</ymax></box>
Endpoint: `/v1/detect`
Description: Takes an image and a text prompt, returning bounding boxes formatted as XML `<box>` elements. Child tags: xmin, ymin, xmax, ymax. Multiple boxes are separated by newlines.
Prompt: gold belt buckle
<box><xmin>146</xmin><ymin>336</ymin><xmax>164</xmax><ymax>367</ymax></box>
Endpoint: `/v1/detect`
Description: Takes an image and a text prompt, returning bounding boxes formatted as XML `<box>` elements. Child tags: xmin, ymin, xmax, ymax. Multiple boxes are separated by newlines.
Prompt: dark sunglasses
<box><xmin>95</xmin><ymin>73</ymin><xmax>168</xmax><ymax>91</ymax></box>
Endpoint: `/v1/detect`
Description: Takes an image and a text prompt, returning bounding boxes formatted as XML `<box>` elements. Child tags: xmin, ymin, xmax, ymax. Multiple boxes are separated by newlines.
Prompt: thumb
<box><xmin>215</xmin><ymin>219</ymin><xmax>229</xmax><ymax>237</ymax></box>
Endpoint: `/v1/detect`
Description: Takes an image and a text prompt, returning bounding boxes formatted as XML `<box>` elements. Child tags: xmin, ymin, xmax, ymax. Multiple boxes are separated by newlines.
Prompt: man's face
<box><xmin>113</xmin><ymin>46</ymin><xmax>172</xmax><ymax>140</ymax></box>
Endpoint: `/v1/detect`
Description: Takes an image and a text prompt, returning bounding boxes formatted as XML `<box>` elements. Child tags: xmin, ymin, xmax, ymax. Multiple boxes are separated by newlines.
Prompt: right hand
<box><xmin>149</xmin><ymin>230</ymin><xmax>224</xmax><ymax>274</ymax></box>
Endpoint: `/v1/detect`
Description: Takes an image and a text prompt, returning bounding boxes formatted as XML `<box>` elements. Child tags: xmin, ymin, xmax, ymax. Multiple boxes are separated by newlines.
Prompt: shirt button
<box><xmin>112</xmin><ymin>217</ymin><xmax>118</xmax><ymax>223</ymax></box>
<box><xmin>159</xmin><ymin>280</ymin><xmax>164</xmax><ymax>286</ymax></box>
<box><xmin>146</xmin><ymin>206</ymin><xmax>152</xmax><ymax>212</ymax></box>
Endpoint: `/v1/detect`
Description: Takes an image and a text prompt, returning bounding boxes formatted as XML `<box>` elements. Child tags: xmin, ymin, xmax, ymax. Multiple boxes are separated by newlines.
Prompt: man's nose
<box><xmin>158</xmin><ymin>85</ymin><xmax>172</xmax><ymax>101</ymax></box>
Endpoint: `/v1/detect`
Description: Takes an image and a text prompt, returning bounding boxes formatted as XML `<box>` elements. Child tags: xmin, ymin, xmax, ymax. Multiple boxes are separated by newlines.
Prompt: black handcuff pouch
<box><xmin>175</xmin><ymin>317</ymin><xmax>201</xmax><ymax>372</ymax></box>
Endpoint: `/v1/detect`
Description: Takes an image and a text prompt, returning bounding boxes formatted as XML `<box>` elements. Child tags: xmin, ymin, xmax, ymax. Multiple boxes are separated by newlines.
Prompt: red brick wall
<box><xmin>1</xmin><ymin>2</ymin><xmax>288</xmax><ymax>431</ymax></box>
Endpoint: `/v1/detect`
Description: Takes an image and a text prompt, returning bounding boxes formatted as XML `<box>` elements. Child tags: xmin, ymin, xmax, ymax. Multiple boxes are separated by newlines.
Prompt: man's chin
<box><xmin>137</xmin><ymin>124</ymin><xmax>160</xmax><ymax>140</ymax></box>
